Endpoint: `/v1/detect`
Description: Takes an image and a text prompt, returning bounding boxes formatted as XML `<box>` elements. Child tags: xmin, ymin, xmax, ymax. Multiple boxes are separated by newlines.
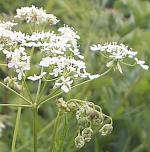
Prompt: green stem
<box><xmin>38</xmin><ymin>67</ymin><xmax>112</xmax><ymax>107</ymax></box>
<box><xmin>35</xmin><ymin>68</ymin><xmax>43</xmax><ymax>102</ymax></box>
<box><xmin>38</xmin><ymin>81</ymin><xmax>48</xmax><ymax>101</ymax></box>
<box><xmin>33</xmin><ymin>106</ymin><xmax>38</xmax><ymax>152</ymax></box>
<box><xmin>11</xmin><ymin>107</ymin><xmax>22</xmax><ymax>152</ymax></box>
<box><xmin>38</xmin><ymin>91</ymin><xmax>62</xmax><ymax>108</ymax></box>
<box><xmin>0</xmin><ymin>104</ymin><xmax>32</xmax><ymax>108</ymax></box>
<box><xmin>50</xmin><ymin>111</ymin><xmax>61</xmax><ymax>152</ymax></box>
<box><xmin>72</xmin><ymin>67</ymin><xmax>112</xmax><ymax>89</ymax></box>
<box><xmin>17</xmin><ymin>118</ymin><xmax>55</xmax><ymax>151</ymax></box>
<box><xmin>0</xmin><ymin>82</ymin><xmax>32</xmax><ymax>104</ymax></box>
<box><xmin>0</xmin><ymin>63</ymin><xmax>7</xmax><ymax>66</ymax></box>
<box><xmin>24</xmin><ymin>81</ymin><xmax>34</xmax><ymax>103</ymax></box>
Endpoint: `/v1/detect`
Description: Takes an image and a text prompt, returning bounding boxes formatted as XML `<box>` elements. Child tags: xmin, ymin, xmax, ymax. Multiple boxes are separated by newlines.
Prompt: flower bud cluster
<box><xmin>57</xmin><ymin>98</ymin><xmax>77</xmax><ymax>112</ymax></box>
<box><xmin>57</xmin><ymin>98</ymin><xmax>113</xmax><ymax>148</ymax></box>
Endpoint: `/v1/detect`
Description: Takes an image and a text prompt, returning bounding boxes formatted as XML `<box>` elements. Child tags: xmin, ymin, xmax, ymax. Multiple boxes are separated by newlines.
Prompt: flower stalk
<box><xmin>11</xmin><ymin>107</ymin><xmax>22</xmax><ymax>152</ymax></box>
<box><xmin>33</xmin><ymin>104</ymin><xmax>38</xmax><ymax>152</ymax></box>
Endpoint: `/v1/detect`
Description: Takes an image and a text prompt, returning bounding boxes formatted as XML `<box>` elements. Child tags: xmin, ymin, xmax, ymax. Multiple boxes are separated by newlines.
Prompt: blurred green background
<box><xmin>0</xmin><ymin>0</ymin><xmax>150</xmax><ymax>152</ymax></box>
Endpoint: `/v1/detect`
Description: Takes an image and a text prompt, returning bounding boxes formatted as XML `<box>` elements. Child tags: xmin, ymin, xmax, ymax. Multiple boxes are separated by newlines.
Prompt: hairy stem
<box><xmin>11</xmin><ymin>107</ymin><xmax>22</xmax><ymax>152</ymax></box>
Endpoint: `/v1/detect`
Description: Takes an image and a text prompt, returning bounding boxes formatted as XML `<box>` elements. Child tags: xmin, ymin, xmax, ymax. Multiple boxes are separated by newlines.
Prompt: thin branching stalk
<box><xmin>38</xmin><ymin>67</ymin><xmax>112</xmax><ymax>107</ymax></box>
<box><xmin>32</xmin><ymin>67</ymin><xmax>44</xmax><ymax>152</ymax></box>
<box><xmin>0</xmin><ymin>63</ymin><xmax>7</xmax><ymax>66</ymax></box>
<box><xmin>11</xmin><ymin>107</ymin><xmax>22</xmax><ymax>152</ymax></box>
<box><xmin>38</xmin><ymin>91</ymin><xmax>62</xmax><ymax>108</ymax></box>
<box><xmin>35</xmin><ymin>67</ymin><xmax>44</xmax><ymax>102</ymax></box>
<box><xmin>0</xmin><ymin>82</ymin><xmax>32</xmax><ymax>104</ymax></box>
<box><xmin>0</xmin><ymin>104</ymin><xmax>32</xmax><ymax>108</ymax></box>
<box><xmin>24</xmin><ymin>81</ymin><xmax>34</xmax><ymax>103</ymax></box>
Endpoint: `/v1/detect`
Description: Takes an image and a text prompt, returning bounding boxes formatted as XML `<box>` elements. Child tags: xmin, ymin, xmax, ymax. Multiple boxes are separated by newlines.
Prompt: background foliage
<box><xmin>0</xmin><ymin>0</ymin><xmax>150</xmax><ymax>152</ymax></box>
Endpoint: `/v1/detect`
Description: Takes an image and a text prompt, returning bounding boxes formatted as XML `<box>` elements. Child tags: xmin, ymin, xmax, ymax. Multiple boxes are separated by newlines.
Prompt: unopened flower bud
<box><xmin>78</xmin><ymin>117</ymin><xmax>88</xmax><ymax>127</ymax></box>
<box><xmin>87</xmin><ymin>110</ymin><xmax>104</xmax><ymax>125</ymax></box>
<box><xmin>99</xmin><ymin>124</ymin><xmax>113</xmax><ymax>136</ymax></box>
<box><xmin>67</xmin><ymin>101</ymin><xmax>77</xmax><ymax>111</ymax></box>
<box><xmin>57</xmin><ymin>98</ymin><xmax>70</xmax><ymax>111</ymax></box>
<box><xmin>4</xmin><ymin>76</ymin><xmax>17</xmax><ymax>86</ymax></box>
<box><xmin>14</xmin><ymin>82</ymin><xmax>23</xmax><ymax>92</ymax></box>
<box><xmin>75</xmin><ymin>134</ymin><xmax>85</xmax><ymax>148</ymax></box>
<box><xmin>82</xmin><ymin>127</ymin><xmax>93</xmax><ymax>142</ymax></box>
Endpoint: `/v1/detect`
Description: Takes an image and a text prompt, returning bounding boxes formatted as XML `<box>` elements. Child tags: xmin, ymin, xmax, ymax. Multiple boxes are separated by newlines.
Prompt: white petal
<box><xmin>27</xmin><ymin>75</ymin><xmax>40</xmax><ymax>81</ymax></box>
<box><xmin>140</xmin><ymin>64</ymin><xmax>149</xmax><ymax>70</ymax></box>
<box><xmin>61</xmin><ymin>84</ymin><xmax>70</xmax><ymax>93</ymax></box>
<box><xmin>89</xmin><ymin>74</ymin><xmax>100</xmax><ymax>80</ymax></box>
<box><xmin>106</xmin><ymin>60</ymin><xmax>114</xmax><ymax>67</ymax></box>
<box><xmin>117</xmin><ymin>62</ymin><xmax>123</xmax><ymax>74</ymax></box>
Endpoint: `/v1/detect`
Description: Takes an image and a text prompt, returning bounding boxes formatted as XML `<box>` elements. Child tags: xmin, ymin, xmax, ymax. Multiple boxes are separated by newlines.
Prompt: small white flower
<box><xmin>134</xmin><ymin>58</ymin><xmax>149</xmax><ymax>70</ymax></box>
<box><xmin>90</xmin><ymin>44</ymin><xmax>103</xmax><ymax>51</ymax></box>
<box><xmin>54</xmin><ymin>76</ymin><xmax>73</xmax><ymax>93</ymax></box>
<box><xmin>28</xmin><ymin>72</ymin><xmax>46</xmax><ymax>81</ymax></box>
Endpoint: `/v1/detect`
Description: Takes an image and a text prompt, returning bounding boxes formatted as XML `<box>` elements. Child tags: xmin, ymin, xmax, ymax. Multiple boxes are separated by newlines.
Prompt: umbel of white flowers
<box><xmin>0</xmin><ymin>5</ymin><xmax>99</xmax><ymax>93</ymax></box>
<box><xmin>90</xmin><ymin>42</ymin><xmax>149</xmax><ymax>73</ymax></box>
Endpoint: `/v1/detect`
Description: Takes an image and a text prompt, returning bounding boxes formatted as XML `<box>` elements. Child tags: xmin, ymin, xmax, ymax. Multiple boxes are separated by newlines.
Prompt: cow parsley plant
<box><xmin>0</xmin><ymin>5</ymin><xmax>148</xmax><ymax>152</ymax></box>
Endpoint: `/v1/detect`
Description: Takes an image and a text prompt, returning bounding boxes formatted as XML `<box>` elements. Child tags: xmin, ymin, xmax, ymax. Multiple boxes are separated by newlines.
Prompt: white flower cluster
<box><xmin>0</xmin><ymin>21</ymin><xmax>17</xmax><ymax>30</ymax></box>
<box><xmin>26</xmin><ymin>26</ymin><xmax>99</xmax><ymax>93</ymax></box>
<box><xmin>91</xmin><ymin>42</ymin><xmax>149</xmax><ymax>73</ymax></box>
<box><xmin>23</xmin><ymin>26</ymin><xmax>82</xmax><ymax>58</ymax></box>
<box><xmin>0</xmin><ymin>21</ymin><xmax>25</xmax><ymax>49</ymax></box>
<box><xmin>0</xmin><ymin>6</ymin><xmax>99</xmax><ymax>93</ymax></box>
<box><xmin>3</xmin><ymin>47</ymin><xmax>30</xmax><ymax>80</ymax></box>
<box><xmin>15</xmin><ymin>5</ymin><xmax>59</xmax><ymax>25</ymax></box>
